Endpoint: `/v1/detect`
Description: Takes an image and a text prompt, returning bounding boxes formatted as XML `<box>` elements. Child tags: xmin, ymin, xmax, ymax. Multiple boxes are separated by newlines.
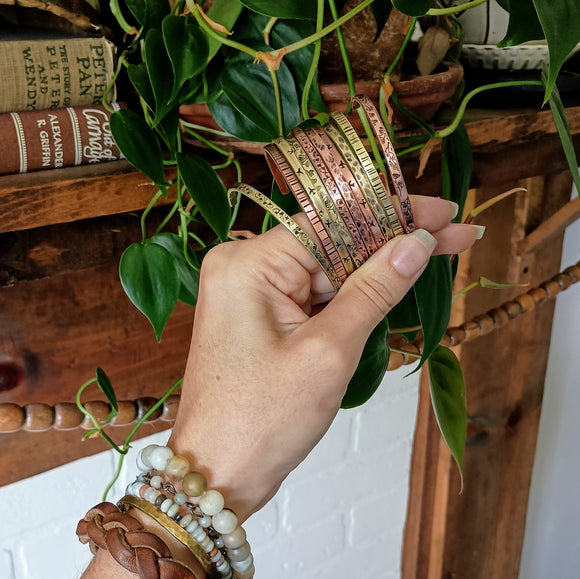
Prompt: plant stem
<box><xmin>390</xmin><ymin>346</ymin><xmax>421</xmax><ymax>358</ymax></box>
<box><xmin>187</xmin><ymin>230</ymin><xmax>207</xmax><ymax>248</ymax></box>
<box><xmin>109</xmin><ymin>0</ymin><xmax>132</xmax><ymax>33</ymax></box>
<box><xmin>154</xmin><ymin>201</ymin><xmax>179</xmax><ymax>236</ymax></box>
<box><xmin>437</xmin><ymin>80</ymin><xmax>544</xmax><ymax>138</ymax></box>
<box><xmin>141</xmin><ymin>190</ymin><xmax>164</xmax><ymax>243</ymax></box>
<box><xmin>76</xmin><ymin>378</ymin><xmax>100</xmax><ymax>430</ymax></box>
<box><xmin>180</xmin><ymin>120</ymin><xmax>231</xmax><ymax>138</ymax></box>
<box><xmin>189</xmin><ymin>0</ymin><xmax>257</xmax><ymax>60</ymax></box>
<box><xmin>263</xmin><ymin>16</ymin><xmax>277</xmax><ymax>46</ymax></box>
<box><xmin>278</xmin><ymin>0</ymin><xmax>376</xmax><ymax>56</ymax></box>
<box><xmin>270</xmin><ymin>69</ymin><xmax>285</xmax><ymax>136</ymax></box>
<box><xmin>102</xmin><ymin>450</ymin><xmax>126</xmax><ymax>501</ymax></box>
<box><xmin>328</xmin><ymin>0</ymin><xmax>356</xmax><ymax>114</ymax></box>
<box><xmin>390</xmin><ymin>324</ymin><xmax>423</xmax><ymax>334</ymax></box>
<box><xmin>182</xmin><ymin>127</ymin><xmax>233</xmax><ymax>158</ymax></box>
<box><xmin>428</xmin><ymin>0</ymin><xmax>486</xmax><ymax>16</ymax></box>
<box><xmin>301</xmin><ymin>0</ymin><xmax>325</xmax><ymax>120</ymax></box>
<box><xmin>385</xmin><ymin>17</ymin><xmax>417</xmax><ymax>78</ymax></box>
<box><xmin>397</xmin><ymin>142</ymin><xmax>427</xmax><ymax>157</ymax></box>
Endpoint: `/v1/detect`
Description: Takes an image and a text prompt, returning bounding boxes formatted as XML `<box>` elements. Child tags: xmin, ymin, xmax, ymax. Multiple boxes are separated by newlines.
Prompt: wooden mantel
<box><xmin>0</xmin><ymin>107</ymin><xmax>579</xmax><ymax>579</ymax></box>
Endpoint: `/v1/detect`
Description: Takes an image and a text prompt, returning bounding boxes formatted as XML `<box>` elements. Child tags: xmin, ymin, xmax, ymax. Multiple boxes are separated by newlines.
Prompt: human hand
<box><xmin>168</xmin><ymin>195</ymin><xmax>480</xmax><ymax>521</ymax></box>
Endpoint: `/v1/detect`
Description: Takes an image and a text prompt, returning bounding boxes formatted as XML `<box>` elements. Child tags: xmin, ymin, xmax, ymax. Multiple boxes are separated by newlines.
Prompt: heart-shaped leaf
<box><xmin>497</xmin><ymin>0</ymin><xmax>544</xmax><ymax>47</ymax></box>
<box><xmin>125</xmin><ymin>0</ymin><xmax>170</xmax><ymax>33</ymax></box>
<box><xmin>387</xmin><ymin>287</ymin><xmax>421</xmax><ymax>342</ymax></box>
<box><xmin>413</xmin><ymin>255</ymin><xmax>453</xmax><ymax>370</ymax></box>
<box><xmin>341</xmin><ymin>317</ymin><xmax>390</xmax><ymax>408</ymax></box>
<box><xmin>371</xmin><ymin>0</ymin><xmax>393</xmax><ymax>41</ymax></box>
<box><xmin>544</xmin><ymin>67</ymin><xmax>580</xmax><ymax>193</ymax></box>
<box><xmin>239</xmin><ymin>0</ymin><xmax>316</xmax><ymax>20</ymax></box>
<box><xmin>119</xmin><ymin>243</ymin><xmax>180</xmax><ymax>341</ymax></box>
<box><xmin>206</xmin><ymin>0</ymin><xmax>245</xmax><ymax>59</ymax></box>
<box><xmin>441</xmin><ymin>122</ymin><xmax>472</xmax><ymax>223</ymax></box>
<box><xmin>428</xmin><ymin>344</ymin><xmax>467</xmax><ymax>489</ymax></box>
<box><xmin>162</xmin><ymin>15</ymin><xmax>209</xmax><ymax>102</ymax></box>
<box><xmin>220</xmin><ymin>47</ymin><xmax>300</xmax><ymax>137</ymax></box>
<box><xmin>96</xmin><ymin>367</ymin><xmax>118</xmax><ymax>413</ymax></box>
<box><xmin>150</xmin><ymin>233</ymin><xmax>200</xmax><ymax>306</ymax></box>
<box><xmin>393</xmin><ymin>0</ymin><xmax>432</xmax><ymax>17</ymax></box>
<box><xmin>110</xmin><ymin>110</ymin><xmax>166</xmax><ymax>185</ymax></box>
<box><xmin>176</xmin><ymin>153</ymin><xmax>231</xmax><ymax>242</ymax></box>
<box><xmin>127</xmin><ymin>63</ymin><xmax>155</xmax><ymax>111</ymax></box>
<box><xmin>145</xmin><ymin>28</ymin><xmax>175</xmax><ymax>125</ymax></box>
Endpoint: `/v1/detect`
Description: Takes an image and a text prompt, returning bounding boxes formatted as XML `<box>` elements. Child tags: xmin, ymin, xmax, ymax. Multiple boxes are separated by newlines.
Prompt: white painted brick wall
<box><xmin>0</xmin><ymin>365</ymin><xmax>420</xmax><ymax>578</ymax></box>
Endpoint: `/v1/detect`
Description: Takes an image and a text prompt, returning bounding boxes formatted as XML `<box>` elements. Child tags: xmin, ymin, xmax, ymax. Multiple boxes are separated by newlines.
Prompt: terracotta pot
<box><xmin>320</xmin><ymin>62</ymin><xmax>464</xmax><ymax>131</ymax></box>
<box><xmin>180</xmin><ymin>62</ymin><xmax>464</xmax><ymax>153</ymax></box>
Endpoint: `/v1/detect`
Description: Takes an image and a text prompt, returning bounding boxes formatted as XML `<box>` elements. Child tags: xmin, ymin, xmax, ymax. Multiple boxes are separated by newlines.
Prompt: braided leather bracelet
<box><xmin>77</xmin><ymin>502</ymin><xmax>198</xmax><ymax>578</ymax></box>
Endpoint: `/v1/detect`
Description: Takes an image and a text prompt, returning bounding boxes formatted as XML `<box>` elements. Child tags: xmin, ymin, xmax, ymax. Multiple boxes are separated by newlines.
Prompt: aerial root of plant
<box><xmin>123</xmin><ymin>27</ymin><xmax>139</xmax><ymax>43</ymax></box>
<box><xmin>417</xmin><ymin>137</ymin><xmax>440</xmax><ymax>178</ymax></box>
<box><xmin>465</xmin><ymin>187</ymin><xmax>527</xmax><ymax>224</ymax></box>
<box><xmin>255</xmin><ymin>48</ymin><xmax>287</xmax><ymax>71</ymax></box>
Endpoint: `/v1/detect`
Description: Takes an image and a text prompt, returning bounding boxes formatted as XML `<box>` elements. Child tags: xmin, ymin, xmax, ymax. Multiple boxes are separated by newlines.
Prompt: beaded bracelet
<box><xmin>125</xmin><ymin>444</ymin><xmax>255</xmax><ymax>579</ymax></box>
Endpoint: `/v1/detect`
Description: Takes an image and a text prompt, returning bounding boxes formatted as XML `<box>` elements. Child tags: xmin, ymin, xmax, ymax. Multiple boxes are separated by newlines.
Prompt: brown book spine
<box><xmin>0</xmin><ymin>103</ymin><xmax>125</xmax><ymax>176</ymax></box>
<box><xmin>0</xmin><ymin>37</ymin><xmax>117</xmax><ymax>114</ymax></box>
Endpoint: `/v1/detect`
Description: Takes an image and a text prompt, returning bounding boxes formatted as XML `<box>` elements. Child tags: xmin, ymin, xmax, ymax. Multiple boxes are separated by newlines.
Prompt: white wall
<box><xmin>519</xmin><ymin>191</ymin><xmax>580</xmax><ymax>579</ymax></box>
<box><xmin>0</xmin><ymin>364</ymin><xmax>421</xmax><ymax>578</ymax></box>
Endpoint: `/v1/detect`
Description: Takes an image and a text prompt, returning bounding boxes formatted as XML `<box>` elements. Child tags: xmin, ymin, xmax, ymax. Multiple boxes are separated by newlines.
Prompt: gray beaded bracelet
<box><xmin>125</xmin><ymin>444</ymin><xmax>255</xmax><ymax>579</ymax></box>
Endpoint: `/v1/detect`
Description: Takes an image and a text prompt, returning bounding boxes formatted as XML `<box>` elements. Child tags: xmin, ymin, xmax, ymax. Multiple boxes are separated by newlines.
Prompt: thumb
<box><xmin>315</xmin><ymin>229</ymin><xmax>437</xmax><ymax>349</ymax></box>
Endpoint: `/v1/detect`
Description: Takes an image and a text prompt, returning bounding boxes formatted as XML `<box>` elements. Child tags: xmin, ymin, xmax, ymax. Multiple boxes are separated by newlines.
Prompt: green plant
<box><xmin>81</xmin><ymin>0</ymin><xmax>580</xmax><ymax>491</ymax></box>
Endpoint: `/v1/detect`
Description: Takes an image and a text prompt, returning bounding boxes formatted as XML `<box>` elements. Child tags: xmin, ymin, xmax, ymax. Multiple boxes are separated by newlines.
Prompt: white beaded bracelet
<box><xmin>126</xmin><ymin>444</ymin><xmax>255</xmax><ymax>579</ymax></box>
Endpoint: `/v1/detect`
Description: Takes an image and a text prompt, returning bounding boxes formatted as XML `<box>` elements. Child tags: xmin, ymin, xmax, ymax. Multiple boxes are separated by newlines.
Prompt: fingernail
<box><xmin>390</xmin><ymin>229</ymin><xmax>437</xmax><ymax>277</ymax></box>
<box><xmin>472</xmin><ymin>225</ymin><xmax>486</xmax><ymax>240</ymax></box>
<box><xmin>449</xmin><ymin>201</ymin><xmax>459</xmax><ymax>219</ymax></box>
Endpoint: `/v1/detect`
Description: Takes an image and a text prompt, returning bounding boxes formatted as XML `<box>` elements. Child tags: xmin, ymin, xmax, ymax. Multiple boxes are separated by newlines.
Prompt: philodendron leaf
<box><xmin>127</xmin><ymin>63</ymin><xmax>155</xmax><ymax>111</ymax></box>
<box><xmin>441</xmin><ymin>122</ymin><xmax>472</xmax><ymax>223</ymax></box>
<box><xmin>428</xmin><ymin>344</ymin><xmax>467</xmax><ymax>489</ymax></box>
<box><xmin>387</xmin><ymin>287</ymin><xmax>421</xmax><ymax>342</ymax></box>
<box><xmin>544</xmin><ymin>67</ymin><xmax>580</xmax><ymax>194</ymax></box>
<box><xmin>96</xmin><ymin>367</ymin><xmax>118</xmax><ymax>413</ymax></box>
<box><xmin>206</xmin><ymin>0</ymin><xmax>244</xmax><ymax>59</ymax></box>
<box><xmin>371</xmin><ymin>0</ymin><xmax>393</xmax><ymax>41</ymax></box>
<box><xmin>239</xmin><ymin>0</ymin><xmax>316</xmax><ymax>20</ymax></box>
<box><xmin>110</xmin><ymin>110</ymin><xmax>166</xmax><ymax>186</ymax></box>
<box><xmin>533</xmin><ymin>0</ymin><xmax>580</xmax><ymax>100</ymax></box>
<box><xmin>392</xmin><ymin>0</ymin><xmax>432</xmax><ymax>17</ymax></box>
<box><xmin>220</xmin><ymin>48</ymin><xmax>300</xmax><ymax>138</ymax></box>
<box><xmin>150</xmin><ymin>233</ymin><xmax>200</xmax><ymax>307</ymax></box>
<box><xmin>125</xmin><ymin>0</ymin><xmax>170</xmax><ymax>33</ymax></box>
<box><xmin>209</xmin><ymin>92</ymin><xmax>274</xmax><ymax>142</ymax></box>
<box><xmin>341</xmin><ymin>317</ymin><xmax>390</xmax><ymax>409</ymax></box>
<box><xmin>413</xmin><ymin>255</ymin><xmax>453</xmax><ymax>370</ymax></box>
<box><xmin>497</xmin><ymin>0</ymin><xmax>544</xmax><ymax>47</ymax></box>
<box><xmin>176</xmin><ymin>153</ymin><xmax>231</xmax><ymax>242</ymax></box>
<box><xmin>119</xmin><ymin>243</ymin><xmax>180</xmax><ymax>341</ymax></box>
<box><xmin>145</xmin><ymin>28</ymin><xmax>175</xmax><ymax>125</ymax></box>
<box><xmin>162</xmin><ymin>15</ymin><xmax>209</xmax><ymax>102</ymax></box>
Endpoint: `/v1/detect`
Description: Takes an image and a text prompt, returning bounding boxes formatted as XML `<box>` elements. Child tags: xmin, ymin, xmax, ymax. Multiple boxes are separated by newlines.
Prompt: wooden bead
<box><xmin>387</xmin><ymin>351</ymin><xmax>404</xmax><ymax>371</ymax></box>
<box><xmin>462</xmin><ymin>321</ymin><xmax>480</xmax><ymax>341</ymax></box>
<box><xmin>540</xmin><ymin>280</ymin><xmax>561</xmax><ymax>297</ymax></box>
<box><xmin>0</xmin><ymin>403</ymin><xmax>25</xmax><ymax>432</ymax></box>
<box><xmin>182</xmin><ymin>472</ymin><xmax>207</xmax><ymax>497</ymax></box>
<box><xmin>439</xmin><ymin>333</ymin><xmax>452</xmax><ymax>347</ymax></box>
<box><xmin>446</xmin><ymin>327</ymin><xmax>466</xmax><ymax>347</ymax></box>
<box><xmin>528</xmin><ymin>287</ymin><xmax>547</xmax><ymax>304</ymax></box>
<box><xmin>488</xmin><ymin>307</ymin><xmax>509</xmax><ymax>327</ymax></box>
<box><xmin>53</xmin><ymin>402</ymin><xmax>83</xmax><ymax>430</ymax></box>
<box><xmin>24</xmin><ymin>403</ymin><xmax>54</xmax><ymax>432</ymax></box>
<box><xmin>563</xmin><ymin>264</ymin><xmax>580</xmax><ymax>282</ymax></box>
<box><xmin>473</xmin><ymin>314</ymin><xmax>494</xmax><ymax>336</ymax></box>
<box><xmin>504</xmin><ymin>300</ymin><xmax>523</xmax><ymax>319</ymax></box>
<box><xmin>80</xmin><ymin>401</ymin><xmax>110</xmax><ymax>429</ymax></box>
<box><xmin>136</xmin><ymin>397</ymin><xmax>163</xmax><ymax>422</ymax></box>
<box><xmin>162</xmin><ymin>395</ymin><xmax>180</xmax><ymax>422</ymax></box>
<box><xmin>110</xmin><ymin>400</ymin><xmax>137</xmax><ymax>426</ymax></box>
<box><xmin>515</xmin><ymin>293</ymin><xmax>535</xmax><ymax>312</ymax></box>
<box><xmin>554</xmin><ymin>273</ymin><xmax>572</xmax><ymax>291</ymax></box>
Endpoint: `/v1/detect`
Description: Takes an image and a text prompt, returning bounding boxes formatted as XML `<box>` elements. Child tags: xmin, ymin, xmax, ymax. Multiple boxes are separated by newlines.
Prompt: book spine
<box><xmin>0</xmin><ymin>37</ymin><xmax>117</xmax><ymax>114</ymax></box>
<box><xmin>0</xmin><ymin>104</ymin><xmax>125</xmax><ymax>176</ymax></box>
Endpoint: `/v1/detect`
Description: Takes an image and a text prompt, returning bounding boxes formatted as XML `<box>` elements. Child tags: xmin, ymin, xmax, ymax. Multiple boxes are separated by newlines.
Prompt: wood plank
<box><xmin>0</xmin><ymin>155</ymin><xmax>270</xmax><ymax>234</ymax></box>
<box><xmin>402</xmin><ymin>171</ymin><xmax>573</xmax><ymax>578</ymax></box>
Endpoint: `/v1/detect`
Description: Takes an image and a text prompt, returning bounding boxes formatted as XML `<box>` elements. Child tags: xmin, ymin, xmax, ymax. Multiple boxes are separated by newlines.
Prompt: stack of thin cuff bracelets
<box><xmin>229</xmin><ymin>94</ymin><xmax>416</xmax><ymax>291</ymax></box>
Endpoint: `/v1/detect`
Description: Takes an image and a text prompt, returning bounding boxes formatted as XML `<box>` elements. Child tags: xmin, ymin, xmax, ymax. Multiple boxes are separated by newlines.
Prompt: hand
<box><xmin>168</xmin><ymin>196</ymin><xmax>480</xmax><ymax>520</ymax></box>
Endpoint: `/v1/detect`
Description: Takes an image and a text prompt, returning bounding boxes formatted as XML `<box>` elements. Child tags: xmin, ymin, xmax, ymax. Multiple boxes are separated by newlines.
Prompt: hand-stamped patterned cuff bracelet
<box><xmin>229</xmin><ymin>95</ymin><xmax>415</xmax><ymax>292</ymax></box>
<box><xmin>123</xmin><ymin>444</ymin><xmax>255</xmax><ymax>579</ymax></box>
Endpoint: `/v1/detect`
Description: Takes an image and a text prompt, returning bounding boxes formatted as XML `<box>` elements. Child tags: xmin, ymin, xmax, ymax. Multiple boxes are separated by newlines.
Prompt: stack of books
<box><xmin>0</xmin><ymin>27</ymin><xmax>125</xmax><ymax>176</ymax></box>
